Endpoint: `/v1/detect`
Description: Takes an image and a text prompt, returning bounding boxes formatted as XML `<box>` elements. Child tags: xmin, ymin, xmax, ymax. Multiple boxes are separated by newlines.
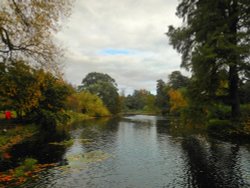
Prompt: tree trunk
<box><xmin>229</xmin><ymin>64</ymin><xmax>240</xmax><ymax>119</ymax></box>
<box><xmin>228</xmin><ymin>0</ymin><xmax>240</xmax><ymax>120</ymax></box>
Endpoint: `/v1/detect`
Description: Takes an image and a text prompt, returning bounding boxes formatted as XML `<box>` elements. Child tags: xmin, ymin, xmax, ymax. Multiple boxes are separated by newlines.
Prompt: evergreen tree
<box><xmin>155</xmin><ymin>79</ymin><xmax>169</xmax><ymax>114</ymax></box>
<box><xmin>168</xmin><ymin>71</ymin><xmax>189</xmax><ymax>90</ymax></box>
<box><xmin>167</xmin><ymin>0</ymin><xmax>250</xmax><ymax>119</ymax></box>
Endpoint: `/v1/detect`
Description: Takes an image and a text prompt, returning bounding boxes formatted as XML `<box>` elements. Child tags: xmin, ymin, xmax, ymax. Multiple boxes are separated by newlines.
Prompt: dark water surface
<box><xmin>2</xmin><ymin>115</ymin><xmax>250</xmax><ymax>187</ymax></box>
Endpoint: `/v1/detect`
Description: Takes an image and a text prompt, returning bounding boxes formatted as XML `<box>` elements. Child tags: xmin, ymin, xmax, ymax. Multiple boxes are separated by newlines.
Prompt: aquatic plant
<box><xmin>49</xmin><ymin>139</ymin><xmax>74</xmax><ymax>147</ymax></box>
<box><xmin>66</xmin><ymin>150</ymin><xmax>111</xmax><ymax>165</ymax></box>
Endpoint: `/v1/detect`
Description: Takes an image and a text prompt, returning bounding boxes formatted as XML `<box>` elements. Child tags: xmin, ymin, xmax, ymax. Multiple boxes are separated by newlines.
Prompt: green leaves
<box><xmin>167</xmin><ymin>0</ymin><xmax>250</xmax><ymax>118</ymax></box>
<box><xmin>79</xmin><ymin>72</ymin><xmax>120</xmax><ymax>114</ymax></box>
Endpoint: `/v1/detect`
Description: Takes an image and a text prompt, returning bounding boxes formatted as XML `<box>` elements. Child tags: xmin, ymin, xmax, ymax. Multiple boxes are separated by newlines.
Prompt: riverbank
<box><xmin>121</xmin><ymin>110</ymin><xmax>158</xmax><ymax>116</ymax></box>
<box><xmin>0</xmin><ymin>124</ymin><xmax>38</xmax><ymax>153</ymax></box>
<box><xmin>0</xmin><ymin>111</ymin><xmax>105</xmax><ymax>153</ymax></box>
<box><xmin>207</xmin><ymin>119</ymin><xmax>250</xmax><ymax>142</ymax></box>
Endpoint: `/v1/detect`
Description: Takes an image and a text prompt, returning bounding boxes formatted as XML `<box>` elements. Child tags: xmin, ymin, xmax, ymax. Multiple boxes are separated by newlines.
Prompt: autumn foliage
<box><xmin>0</xmin><ymin>159</ymin><xmax>57</xmax><ymax>187</ymax></box>
<box><xmin>168</xmin><ymin>89</ymin><xmax>187</xmax><ymax>112</ymax></box>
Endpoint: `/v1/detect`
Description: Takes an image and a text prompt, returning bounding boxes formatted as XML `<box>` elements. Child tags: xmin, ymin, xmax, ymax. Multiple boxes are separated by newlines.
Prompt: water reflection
<box><xmin>0</xmin><ymin>129</ymin><xmax>69</xmax><ymax>172</ymax></box>
<box><xmin>182</xmin><ymin>136</ymin><xmax>250</xmax><ymax>188</ymax></box>
<box><xmin>1</xmin><ymin>115</ymin><xmax>250</xmax><ymax>188</ymax></box>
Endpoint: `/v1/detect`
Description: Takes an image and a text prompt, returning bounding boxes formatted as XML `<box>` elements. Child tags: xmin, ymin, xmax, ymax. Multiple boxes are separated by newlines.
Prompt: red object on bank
<box><xmin>5</xmin><ymin>111</ymin><xmax>11</xmax><ymax>120</ymax></box>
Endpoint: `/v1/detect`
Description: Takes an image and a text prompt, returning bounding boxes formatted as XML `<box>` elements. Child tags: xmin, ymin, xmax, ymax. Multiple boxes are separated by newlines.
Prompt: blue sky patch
<box><xmin>98</xmin><ymin>48</ymin><xmax>138</xmax><ymax>56</ymax></box>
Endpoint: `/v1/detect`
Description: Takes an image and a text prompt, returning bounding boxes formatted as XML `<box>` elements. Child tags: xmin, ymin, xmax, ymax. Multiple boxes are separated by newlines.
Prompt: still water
<box><xmin>4</xmin><ymin>115</ymin><xmax>250</xmax><ymax>187</ymax></box>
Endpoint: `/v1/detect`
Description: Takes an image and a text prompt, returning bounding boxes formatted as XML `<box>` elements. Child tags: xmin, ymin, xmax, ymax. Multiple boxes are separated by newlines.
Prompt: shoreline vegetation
<box><xmin>0</xmin><ymin>0</ymin><xmax>250</xmax><ymax>186</ymax></box>
<box><xmin>1</xmin><ymin>110</ymin><xmax>249</xmax><ymax>154</ymax></box>
<box><xmin>0</xmin><ymin>124</ymin><xmax>38</xmax><ymax>153</ymax></box>
<box><xmin>0</xmin><ymin>0</ymin><xmax>249</xmax><ymax>149</ymax></box>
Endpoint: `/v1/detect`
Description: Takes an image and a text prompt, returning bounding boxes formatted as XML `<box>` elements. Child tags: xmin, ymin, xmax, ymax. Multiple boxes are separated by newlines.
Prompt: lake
<box><xmin>2</xmin><ymin>115</ymin><xmax>250</xmax><ymax>187</ymax></box>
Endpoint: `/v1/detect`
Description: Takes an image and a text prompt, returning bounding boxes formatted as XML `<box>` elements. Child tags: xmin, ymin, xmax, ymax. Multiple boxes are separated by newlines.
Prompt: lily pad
<box><xmin>83</xmin><ymin>150</ymin><xmax>110</xmax><ymax>162</ymax></box>
<box><xmin>66</xmin><ymin>150</ymin><xmax>110</xmax><ymax>164</ymax></box>
<box><xmin>79</xmin><ymin>138</ymin><xmax>95</xmax><ymax>145</ymax></box>
<box><xmin>49</xmin><ymin>139</ymin><xmax>74</xmax><ymax>147</ymax></box>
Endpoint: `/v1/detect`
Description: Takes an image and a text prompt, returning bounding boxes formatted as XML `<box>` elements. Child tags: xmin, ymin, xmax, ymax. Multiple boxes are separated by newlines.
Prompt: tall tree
<box><xmin>79</xmin><ymin>72</ymin><xmax>120</xmax><ymax>114</ymax></box>
<box><xmin>0</xmin><ymin>0</ymin><xmax>73</xmax><ymax>73</ymax></box>
<box><xmin>167</xmin><ymin>0</ymin><xmax>250</xmax><ymax>119</ymax></box>
<box><xmin>168</xmin><ymin>71</ymin><xmax>189</xmax><ymax>89</ymax></box>
<box><xmin>155</xmin><ymin>79</ymin><xmax>169</xmax><ymax>114</ymax></box>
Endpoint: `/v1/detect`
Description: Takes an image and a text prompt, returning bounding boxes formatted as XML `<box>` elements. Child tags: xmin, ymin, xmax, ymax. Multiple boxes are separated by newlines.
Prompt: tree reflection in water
<box><xmin>182</xmin><ymin>136</ymin><xmax>244</xmax><ymax>188</ymax></box>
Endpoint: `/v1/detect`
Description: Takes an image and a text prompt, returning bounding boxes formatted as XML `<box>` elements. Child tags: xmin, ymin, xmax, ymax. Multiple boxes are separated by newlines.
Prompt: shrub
<box><xmin>240</xmin><ymin>104</ymin><xmax>250</xmax><ymax>118</ymax></box>
<box><xmin>14</xmin><ymin>158</ymin><xmax>38</xmax><ymax>177</ymax></box>
<box><xmin>207</xmin><ymin>104</ymin><xmax>231</xmax><ymax>120</ymax></box>
<box><xmin>207</xmin><ymin>119</ymin><xmax>232</xmax><ymax>133</ymax></box>
<box><xmin>66</xmin><ymin>91</ymin><xmax>110</xmax><ymax>117</ymax></box>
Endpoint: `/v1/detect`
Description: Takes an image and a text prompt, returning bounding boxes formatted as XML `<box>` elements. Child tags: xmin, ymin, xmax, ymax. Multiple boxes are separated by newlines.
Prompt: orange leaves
<box><xmin>0</xmin><ymin>162</ymin><xmax>57</xmax><ymax>187</ymax></box>
<box><xmin>168</xmin><ymin>89</ymin><xmax>188</xmax><ymax>112</ymax></box>
<box><xmin>0</xmin><ymin>175</ymin><xmax>12</xmax><ymax>182</ymax></box>
<box><xmin>2</xmin><ymin>152</ymin><xmax>12</xmax><ymax>159</ymax></box>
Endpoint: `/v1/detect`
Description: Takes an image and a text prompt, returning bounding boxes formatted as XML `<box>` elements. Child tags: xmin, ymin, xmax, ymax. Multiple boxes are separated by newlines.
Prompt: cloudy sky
<box><xmin>55</xmin><ymin>0</ymin><xmax>183</xmax><ymax>94</ymax></box>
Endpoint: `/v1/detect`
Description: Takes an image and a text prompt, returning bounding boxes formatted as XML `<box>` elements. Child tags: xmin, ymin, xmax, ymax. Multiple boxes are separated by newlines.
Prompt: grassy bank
<box><xmin>0</xmin><ymin>125</ymin><xmax>38</xmax><ymax>153</ymax></box>
<box><xmin>205</xmin><ymin>105</ymin><xmax>250</xmax><ymax>140</ymax></box>
<box><xmin>121</xmin><ymin>110</ymin><xmax>158</xmax><ymax>116</ymax></box>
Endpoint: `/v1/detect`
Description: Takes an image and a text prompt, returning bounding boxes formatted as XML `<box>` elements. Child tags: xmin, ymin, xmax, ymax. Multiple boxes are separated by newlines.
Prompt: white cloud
<box><xmin>55</xmin><ymin>0</ymin><xmax>184</xmax><ymax>94</ymax></box>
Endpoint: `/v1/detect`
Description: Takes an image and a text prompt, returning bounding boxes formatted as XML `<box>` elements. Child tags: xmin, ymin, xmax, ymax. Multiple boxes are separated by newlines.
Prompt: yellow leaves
<box><xmin>0</xmin><ymin>0</ymin><xmax>73</xmax><ymax>67</ymax></box>
<box><xmin>216</xmin><ymin>79</ymin><xmax>228</xmax><ymax>96</ymax></box>
<box><xmin>168</xmin><ymin>89</ymin><xmax>188</xmax><ymax>112</ymax></box>
<box><xmin>66</xmin><ymin>91</ymin><xmax>111</xmax><ymax>117</ymax></box>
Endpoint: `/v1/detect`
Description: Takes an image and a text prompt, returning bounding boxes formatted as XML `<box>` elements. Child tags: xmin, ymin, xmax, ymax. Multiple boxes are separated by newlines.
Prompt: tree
<box><xmin>0</xmin><ymin>61</ymin><xmax>71</xmax><ymax>125</ymax></box>
<box><xmin>0</xmin><ymin>61</ymin><xmax>42</xmax><ymax>118</ymax></box>
<box><xmin>79</xmin><ymin>72</ymin><xmax>120</xmax><ymax>114</ymax></box>
<box><xmin>0</xmin><ymin>0</ymin><xmax>73</xmax><ymax>72</ymax></box>
<box><xmin>29</xmin><ymin>71</ymin><xmax>72</xmax><ymax>129</ymax></box>
<box><xmin>155</xmin><ymin>79</ymin><xmax>169</xmax><ymax>114</ymax></box>
<box><xmin>66</xmin><ymin>91</ymin><xmax>110</xmax><ymax>117</ymax></box>
<box><xmin>144</xmin><ymin>94</ymin><xmax>157</xmax><ymax>113</ymax></box>
<box><xmin>124</xmin><ymin>89</ymin><xmax>156</xmax><ymax>112</ymax></box>
<box><xmin>168</xmin><ymin>89</ymin><xmax>187</xmax><ymax>113</ymax></box>
<box><xmin>167</xmin><ymin>0</ymin><xmax>250</xmax><ymax>119</ymax></box>
<box><xmin>168</xmin><ymin>71</ymin><xmax>189</xmax><ymax>89</ymax></box>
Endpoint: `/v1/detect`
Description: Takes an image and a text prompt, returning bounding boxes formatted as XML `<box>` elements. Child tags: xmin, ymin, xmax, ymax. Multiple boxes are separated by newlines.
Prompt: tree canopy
<box><xmin>155</xmin><ymin>79</ymin><xmax>169</xmax><ymax>114</ymax></box>
<box><xmin>0</xmin><ymin>0</ymin><xmax>73</xmax><ymax>72</ymax></box>
<box><xmin>168</xmin><ymin>71</ymin><xmax>189</xmax><ymax>90</ymax></box>
<box><xmin>66</xmin><ymin>91</ymin><xmax>110</xmax><ymax>117</ymax></box>
<box><xmin>79</xmin><ymin>72</ymin><xmax>120</xmax><ymax>114</ymax></box>
<box><xmin>167</xmin><ymin>0</ymin><xmax>250</xmax><ymax>119</ymax></box>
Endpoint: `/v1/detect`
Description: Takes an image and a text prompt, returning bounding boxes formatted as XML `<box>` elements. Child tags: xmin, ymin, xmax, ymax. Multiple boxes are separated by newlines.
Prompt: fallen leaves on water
<box><xmin>0</xmin><ymin>162</ymin><xmax>57</xmax><ymax>187</ymax></box>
